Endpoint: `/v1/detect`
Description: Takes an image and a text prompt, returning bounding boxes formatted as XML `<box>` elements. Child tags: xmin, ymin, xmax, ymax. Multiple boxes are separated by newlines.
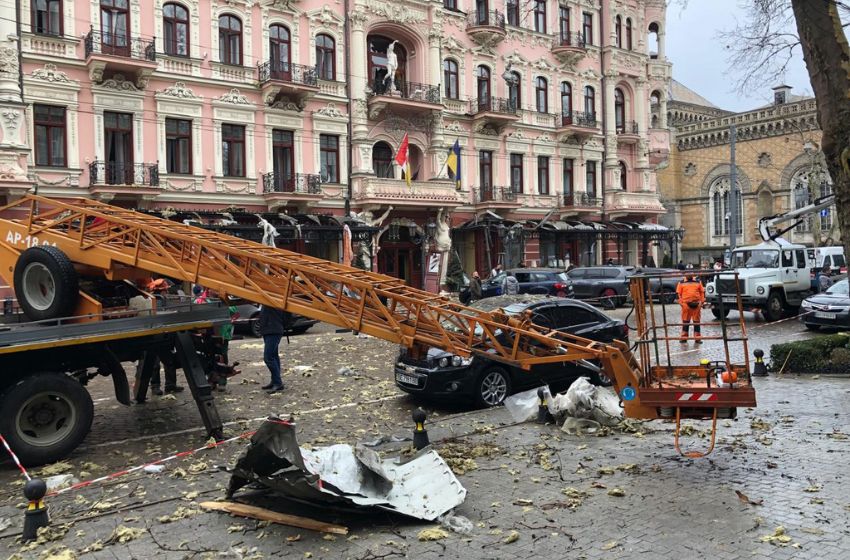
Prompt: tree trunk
<box><xmin>790</xmin><ymin>0</ymin><xmax>850</xmax><ymax>259</ymax></box>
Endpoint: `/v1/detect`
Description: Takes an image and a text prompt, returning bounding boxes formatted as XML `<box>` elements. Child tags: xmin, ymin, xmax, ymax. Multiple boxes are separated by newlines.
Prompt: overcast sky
<box><xmin>665</xmin><ymin>0</ymin><xmax>812</xmax><ymax>112</ymax></box>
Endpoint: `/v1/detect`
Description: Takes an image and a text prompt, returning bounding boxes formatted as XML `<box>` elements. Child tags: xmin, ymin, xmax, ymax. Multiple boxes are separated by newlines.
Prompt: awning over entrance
<box><xmin>533</xmin><ymin>220</ymin><xmax>675</xmax><ymax>241</ymax></box>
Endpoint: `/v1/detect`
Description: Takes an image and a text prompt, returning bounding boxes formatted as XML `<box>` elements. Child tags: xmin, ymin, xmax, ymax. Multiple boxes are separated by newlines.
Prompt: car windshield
<box><xmin>826</xmin><ymin>279</ymin><xmax>849</xmax><ymax>296</ymax></box>
<box><xmin>732</xmin><ymin>250</ymin><xmax>779</xmax><ymax>268</ymax></box>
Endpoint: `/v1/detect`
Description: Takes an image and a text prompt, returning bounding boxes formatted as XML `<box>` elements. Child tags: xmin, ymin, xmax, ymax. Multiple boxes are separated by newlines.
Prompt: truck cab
<box><xmin>706</xmin><ymin>239</ymin><xmax>812</xmax><ymax>321</ymax></box>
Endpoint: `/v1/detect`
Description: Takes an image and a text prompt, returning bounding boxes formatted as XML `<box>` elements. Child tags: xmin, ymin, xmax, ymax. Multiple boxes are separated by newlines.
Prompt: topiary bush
<box><xmin>769</xmin><ymin>333</ymin><xmax>850</xmax><ymax>373</ymax></box>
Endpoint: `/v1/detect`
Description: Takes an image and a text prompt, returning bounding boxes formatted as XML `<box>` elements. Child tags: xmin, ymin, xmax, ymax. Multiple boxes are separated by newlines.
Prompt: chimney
<box><xmin>772</xmin><ymin>85</ymin><xmax>792</xmax><ymax>105</ymax></box>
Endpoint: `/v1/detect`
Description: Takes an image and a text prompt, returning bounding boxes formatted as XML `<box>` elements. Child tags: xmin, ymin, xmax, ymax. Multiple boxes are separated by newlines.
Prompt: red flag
<box><xmin>395</xmin><ymin>134</ymin><xmax>412</xmax><ymax>186</ymax></box>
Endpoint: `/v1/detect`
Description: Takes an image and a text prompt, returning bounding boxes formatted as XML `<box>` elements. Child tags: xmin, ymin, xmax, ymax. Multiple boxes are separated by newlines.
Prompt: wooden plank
<box><xmin>199</xmin><ymin>501</ymin><xmax>349</xmax><ymax>535</ymax></box>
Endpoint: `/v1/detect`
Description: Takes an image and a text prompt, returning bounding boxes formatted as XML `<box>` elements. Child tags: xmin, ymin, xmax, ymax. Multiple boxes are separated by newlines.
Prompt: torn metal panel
<box><xmin>227</xmin><ymin>418</ymin><xmax>466</xmax><ymax>521</ymax></box>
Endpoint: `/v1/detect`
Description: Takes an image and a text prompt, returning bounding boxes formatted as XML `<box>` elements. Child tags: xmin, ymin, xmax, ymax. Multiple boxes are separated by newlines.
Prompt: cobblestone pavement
<box><xmin>1</xmin><ymin>305</ymin><xmax>847</xmax><ymax>559</ymax></box>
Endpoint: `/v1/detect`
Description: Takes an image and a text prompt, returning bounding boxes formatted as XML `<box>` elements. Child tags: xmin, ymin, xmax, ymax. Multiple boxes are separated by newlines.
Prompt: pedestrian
<box><xmin>676</xmin><ymin>260</ymin><xmax>686</xmax><ymax>271</ymax></box>
<box><xmin>193</xmin><ymin>285</ymin><xmax>209</xmax><ymax>304</ymax></box>
<box><xmin>713</xmin><ymin>260</ymin><xmax>723</xmax><ymax>272</ymax></box>
<box><xmin>149</xmin><ymin>348</ymin><xmax>183</xmax><ymax>396</ymax></box>
<box><xmin>606</xmin><ymin>258</ymin><xmax>615</xmax><ymax>266</ymax></box>
<box><xmin>818</xmin><ymin>265</ymin><xmax>833</xmax><ymax>292</ymax></box>
<box><xmin>470</xmin><ymin>271</ymin><xmax>483</xmax><ymax>301</ymax></box>
<box><xmin>489</xmin><ymin>263</ymin><xmax>503</xmax><ymax>279</ymax></box>
<box><xmin>676</xmin><ymin>274</ymin><xmax>705</xmax><ymax>344</ymax></box>
<box><xmin>259</xmin><ymin>305</ymin><xmax>288</xmax><ymax>393</ymax></box>
<box><xmin>502</xmin><ymin>271</ymin><xmax>519</xmax><ymax>295</ymax></box>
<box><xmin>213</xmin><ymin>304</ymin><xmax>240</xmax><ymax>392</ymax></box>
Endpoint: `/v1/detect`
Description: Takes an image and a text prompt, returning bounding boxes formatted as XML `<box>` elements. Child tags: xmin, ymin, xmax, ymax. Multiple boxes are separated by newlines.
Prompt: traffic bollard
<box><xmin>412</xmin><ymin>408</ymin><xmax>429</xmax><ymax>450</ymax></box>
<box><xmin>752</xmin><ymin>349</ymin><xmax>768</xmax><ymax>377</ymax></box>
<box><xmin>22</xmin><ymin>478</ymin><xmax>49</xmax><ymax>542</ymax></box>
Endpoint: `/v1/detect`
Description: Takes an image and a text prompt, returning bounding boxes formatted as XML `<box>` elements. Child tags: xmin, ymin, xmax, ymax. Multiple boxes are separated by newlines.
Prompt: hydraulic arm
<box><xmin>758</xmin><ymin>193</ymin><xmax>835</xmax><ymax>242</ymax></box>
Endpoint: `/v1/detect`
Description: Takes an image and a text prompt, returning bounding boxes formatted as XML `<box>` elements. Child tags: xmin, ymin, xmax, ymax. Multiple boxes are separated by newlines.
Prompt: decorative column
<box><xmin>635</xmin><ymin>77</ymin><xmax>649</xmax><ymax>169</ymax></box>
<box><xmin>603</xmin><ymin>70</ymin><xmax>619</xmax><ymax>192</ymax></box>
<box><xmin>349</xmin><ymin>7</ymin><xmax>371</xmax><ymax>175</ymax></box>
<box><xmin>0</xmin><ymin>0</ymin><xmax>33</xmax><ymax>200</ymax></box>
<box><xmin>658</xmin><ymin>31</ymin><xmax>666</xmax><ymax>59</ymax></box>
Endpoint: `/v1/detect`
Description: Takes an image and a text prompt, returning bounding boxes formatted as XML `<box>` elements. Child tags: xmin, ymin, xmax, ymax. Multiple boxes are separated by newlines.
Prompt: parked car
<box><xmin>635</xmin><ymin>268</ymin><xmax>680</xmax><ymax>304</ymax></box>
<box><xmin>394</xmin><ymin>295</ymin><xmax>628</xmax><ymax>407</ymax></box>
<box><xmin>234</xmin><ymin>303</ymin><xmax>318</xmax><ymax>337</ymax></box>
<box><xmin>567</xmin><ymin>266</ymin><xmax>636</xmax><ymax>309</ymax></box>
<box><xmin>461</xmin><ymin>268</ymin><xmax>574</xmax><ymax>303</ymax></box>
<box><xmin>800</xmin><ymin>276</ymin><xmax>850</xmax><ymax>331</ymax></box>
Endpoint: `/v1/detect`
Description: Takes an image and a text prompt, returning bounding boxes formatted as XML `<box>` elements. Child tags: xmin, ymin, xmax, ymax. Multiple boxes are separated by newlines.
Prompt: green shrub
<box><xmin>769</xmin><ymin>333</ymin><xmax>850</xmax><ymax>373</ymax></box>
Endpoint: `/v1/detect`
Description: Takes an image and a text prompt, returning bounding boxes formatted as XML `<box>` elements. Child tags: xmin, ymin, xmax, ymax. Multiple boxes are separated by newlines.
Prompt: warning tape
<box><xmin>0</xmin><ymin>434</ymin><xmax>31</xmax><ymax>481</ymax></box>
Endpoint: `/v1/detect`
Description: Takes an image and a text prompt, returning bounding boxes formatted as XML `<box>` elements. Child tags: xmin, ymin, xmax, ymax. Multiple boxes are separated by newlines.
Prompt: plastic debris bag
<box><xmin>504</xmin><ymin>386</ymin><xmax>551</xmax><ymax>423</ymax></box>
<box><xmin>551</xmin><ymin>377</ymin><xmax>623</xmax><ymax>427</ymax></box>
<box><xmin>561</xmin><ymin>417</ymin><xmax>602</xmax><ymax>436</ymax></box>
<box><xmin>439</xmin><ymin>513</ymin><xmax>474</xmax><ymax>535</ymax></box>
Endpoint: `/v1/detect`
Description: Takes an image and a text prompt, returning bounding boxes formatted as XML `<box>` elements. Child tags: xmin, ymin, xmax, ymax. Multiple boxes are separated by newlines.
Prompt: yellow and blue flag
<box><xmin>446</xmin><ymin>140</ymin><xmax>461</xmax><ymax>189</ymax></box>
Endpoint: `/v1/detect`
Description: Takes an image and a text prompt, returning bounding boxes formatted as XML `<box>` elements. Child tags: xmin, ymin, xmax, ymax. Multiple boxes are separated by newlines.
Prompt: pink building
<box><xmin>2</xmin><ymin>0</ymin><xmax>673</xmax><ymax>289</ymax></box>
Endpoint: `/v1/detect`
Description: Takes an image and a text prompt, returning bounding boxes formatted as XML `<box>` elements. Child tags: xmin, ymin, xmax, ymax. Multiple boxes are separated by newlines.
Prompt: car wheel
<box><xmin>711</xmin><ymin>306</ymin><xmax>730</xmax><ymax>320</ymax></box>
<box><xmin>764</xmin><ymin>292</ymin><xmax>784</xmax><ymax>322</ymax></box>
<box><xmin>250</xmin><ymin>317</ymin><xmax>262</xmax><ymax>338</ymax></box>
<box><xmin>804</xmin><ymin>322</ymin><xmax>820</xmax><ymax>331</ymax></box>
<box><xmin>601</xmin><ymin>288</ymin><xmax>618</xmax><ymax>309</ymax></box>
<box><xmin>0</xmin><ymin>372</ymin><xmax>94</xmax><ymax>466</ymax></box>
<box><xmin>474</xmin><ymin>368</ymin><xmax>512</xmax><ymax>408</ymax></box>
<box><xmin>14</xmin><ymin>246</ymin><xmax>79</xmax><ymax>321</ymax></box>
<box><xmin>660</xmin><ymin>288</ymin><xmax>676</xmax><ymax>305</ymax></box>
<box><xmin>288</xmin><ymin>325</ymin><xmax>312</xmax><ymax>335</ymax></box>
<box><xmin>591</xmin><ymin>371</ymin><xmax>614</xmax><ymax>387</ymax></box>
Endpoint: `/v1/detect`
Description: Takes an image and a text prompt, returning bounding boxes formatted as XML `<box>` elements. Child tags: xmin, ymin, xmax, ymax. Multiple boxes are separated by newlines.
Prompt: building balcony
<box><xmin>552</xmin><ymin>32</ymin><xmax>586</xmax><ymax>63</ymax></box>
<box><xmin>262</xmin><ymin>172</ymin><xmax>323</xmax><ymax>209</ymax></box>
<box><xmin>466</xmin><ymin>10</ymin><xmax>507</xmax><ymax>45</ymax></box>
<box><xmin>561</xmin><ymin>192</ymin><xmax>603</xmax><ymax>215</ymax></box>
<box><xmin>366</xmin><ymin>81</ymin><xmax>442</xmax><ymax>119</ymax></box>
<box><xmin>258</xmin><ymin>61</ymin><xmax>320</xmax><ymax>106</ymax></box>
<box><xmin>353</xmin><ymin>177</ymin><xmax>462</xmax><ymax>208</ymax></box>
<box><xmin>88</xmin><ymin>161</ymin><xmax>160</xmax><ymax>199</ymax></box>
<box><xmin>616</xmin><ymin>121</ymin><xmax>640</xmax><ymax>143</ymax></box>
<box><xmin>84</xmin><ymin>28</ymin><xmax>157</xmax><ymax>86</ymax></box>
<box><xmin>22</xmin><ymin>30</ymin><xmax>79</xmax><ymax>58</ymax></box>
<box><xmin>474</xmin><ymin>186</ymin><xmax>521</xmax><ymax>210</ymax></box>
<box><xmin>604</xmin><ymin>190</ymin><xmax>666</xmax><ymax>217</ymax></box>
<box><xmin>469</xmin><ymin>97</ymin><xmax>519</xmax><ymax>131</ymax></box>
<box><xmin>557</xmin><ymin>111</ymin><xmax>599</xmax><ymax>139</ymax></box>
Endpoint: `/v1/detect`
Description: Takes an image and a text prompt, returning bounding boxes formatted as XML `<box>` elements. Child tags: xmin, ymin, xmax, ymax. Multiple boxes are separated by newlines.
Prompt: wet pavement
<box><xmin>1</xmin><ymin>304</ymin><xmax>847</xmax><ymax>560</ymax></box>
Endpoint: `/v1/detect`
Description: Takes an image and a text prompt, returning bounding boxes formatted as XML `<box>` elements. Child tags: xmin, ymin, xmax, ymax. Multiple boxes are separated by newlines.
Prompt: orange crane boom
<box><xmin>0</xmin><ymin>195</ymin><xmax>756</xmax><ymax>456</ymax></box>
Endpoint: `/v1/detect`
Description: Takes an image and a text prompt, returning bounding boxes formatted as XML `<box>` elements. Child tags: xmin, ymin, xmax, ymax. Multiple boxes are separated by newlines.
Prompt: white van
<box><xmin>807</xmin><ymin>246</ymin><xmax>846</xmax><ymax>272</ymax></box>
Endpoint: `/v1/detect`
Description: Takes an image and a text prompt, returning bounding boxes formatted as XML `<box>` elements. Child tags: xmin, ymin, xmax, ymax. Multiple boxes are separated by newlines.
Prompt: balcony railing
<box><xmin>556</xmin><ymin>32</ymin><xmax>586</xmax><ymax>48</ymax></box>
<box><xmin>262</xmin><ymin>172</ymin><xmax>322</xmax><ymax>195</ymax></box>
<box><xmin>470</xmin><ymin>96</ymin><xmax>518</xmax><ymax>116</ymax></box>
<box><xmin>84</xmin><ymin>28</ymin><xmax>156</xmax><ymax>61</ymax></box>
<box><xmin>617</xmin><ymin>121</ymin><xmax>639</xmax><ymax>134</ymax></box>
<box><xmin>89</xmin><ymin>162</ymin><xmax>159</xmax><ymax>187</ymax></box>
<box><xmin>369</xmin><ymin>80</ymin><xmax>441</xmax><ymax>104</ymax></box>
<box><xmin>561</xmin><ymin>111</ymin><xmax>597</xmax><ymax>128</ymax></box>
<box><xmin>563</xmin><ymin>192</ymin><xmax>602</xmax><ymax>207</ymax></box>
<box><xmin>257</xmin><ymin>61</ymin><xmax>318</xmax><ymax>87</ymax></box>
<box><xmin>476</xmin><ymin>186</ymin><xmax>518</xmax><ymax>204</ymax></box>
<box><xmin>467</xmin><ymin>10</ymin><xmax>506</xmax><ymax>30</ymax></box>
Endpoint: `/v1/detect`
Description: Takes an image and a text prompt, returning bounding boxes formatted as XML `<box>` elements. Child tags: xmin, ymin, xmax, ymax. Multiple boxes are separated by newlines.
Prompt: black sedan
<box><xmin>394</xmin><ymin>295</ymin><xmax>628</xmax><ymax>407</ymax></box>
<box><xmin>234</xmin><ymin>303</ymin><xmax>318</xmax><ymax>337</ymax></box>
<box><xmin>800</xmin><ymin>278</ymin><xmax>850</xmax><ymax>330</ymax></box>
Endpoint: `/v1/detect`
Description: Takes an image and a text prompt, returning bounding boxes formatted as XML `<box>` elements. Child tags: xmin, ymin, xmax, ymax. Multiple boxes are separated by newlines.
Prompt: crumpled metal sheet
<box><xmin>227</xmin><ymin>418</ymin><xmax>466</xmax><ymax>521</ymax></box>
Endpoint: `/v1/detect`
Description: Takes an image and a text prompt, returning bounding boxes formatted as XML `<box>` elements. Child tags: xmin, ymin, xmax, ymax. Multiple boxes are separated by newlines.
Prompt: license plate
<box><xmin>815</xmin><ymin>311</ymin><xmax>836</xmax><ymax>319</ymax></box>
<box><xmin>396</xmin><ymin>373</ymin><xmax>418</xmax><ymax>385</ymax></box>
<box><xmin>722</xmin><ymin>296</ymin><xmax>737</xmax><ymax>303</ymax></box>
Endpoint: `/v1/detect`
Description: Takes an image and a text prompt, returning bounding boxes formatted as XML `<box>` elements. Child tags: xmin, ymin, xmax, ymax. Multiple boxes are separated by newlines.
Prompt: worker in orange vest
<box><xmin>676</xmin><ymin>274</ymin><xmax>705</xmax><ymax>344</ymax></box>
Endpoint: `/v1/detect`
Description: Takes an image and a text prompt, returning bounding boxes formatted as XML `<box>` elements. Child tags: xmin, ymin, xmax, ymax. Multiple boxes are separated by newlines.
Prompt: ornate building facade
<box><xmin>656</xmin><ymin>85</ymin><xmax>835</xmax><ymax>266</ymax></box>
<box><xmin>3</xmin><ymin>0</ymin><xmax>673</xmax><ymax>290</ymax></box>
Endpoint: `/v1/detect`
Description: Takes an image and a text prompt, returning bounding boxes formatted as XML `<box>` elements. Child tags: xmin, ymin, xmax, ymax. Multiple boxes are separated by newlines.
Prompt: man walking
<box><xmin>502</xmin><ymin>271</ymin><xmax>519</xmax><ymax>295</ymax></box>
<box><xmin>818</xmin><ymin>265</ymin><xmax>833</xmax><ymax>292</ymax></box>
<box><xmin>469</xmin><ymin>271</ymin><xmax>483</xmax><ymax>302</ymax></box>
<box><xmin>676</xmin><ymin>274</ymin><xmax>705</xmax><ymax>344</ymax></box>
<box><xmin>259</xmin><ymin>305</ymin><xmax>288</xmax><ymax>393</ymax></box>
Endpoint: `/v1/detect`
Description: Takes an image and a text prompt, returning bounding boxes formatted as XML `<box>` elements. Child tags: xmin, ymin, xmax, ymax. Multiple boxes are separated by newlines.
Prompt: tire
<box><xmin>473</xmin><ymin>368</ymin><xmax>512</xmax><ymax>408</ymax></box>
<box><xmin>660</xmin><ymin>288</ymin><xmax>676</xmax><ymax>305</ymax></box>
<box><xmin>0</xmin><ymin>372</ymin><xmax>94</xmax><ymax>466</ymax></box>
<box><xmin>601</xmin><ymin>288</ymin><xmax>618</xmax><ymax>310</ymax></box>
<box><xmin>764</xmin><ymin>292</ymin><xmax>784</xmax><ymax>322</ymax></box>
<box><xmin>591</xmin><ymin>371</ymin><xmax>614</xmax><ymax>387</ymax></box>
<box><xmin>804</xmin><ymin>323</ymin><xmax>821</xmax><ymax>331</ymax></box>
<box><xmin>288</xmin><ymin>325</ymin><xmax>312</xmax><ymax>335</ymax></box>
<box><xmin>250</xmin><ymin>317</ymin><xmax>262</xmax><ymax>338</ymax></box>
<box><xmin>14</xmin><ymin>246</ymin><xmax>79</xmax><ymax>321</ymax></box>
<box><xmin>711</xmin><ymin>306</ymin><xmax>730</xmax><ymax>319</ymax></box>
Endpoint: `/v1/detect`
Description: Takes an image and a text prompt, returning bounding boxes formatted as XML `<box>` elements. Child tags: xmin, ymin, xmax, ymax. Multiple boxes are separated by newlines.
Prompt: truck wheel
<box><xmin>601</xmin><ymin>288</ymin><xmax>618</xmax><ymax>309</ymax></box>
<box><xmin>764</xmin><ymin>292</ymin><xmax>784</xmax><ymax>322</ymax></box>
<box><xmin>250</xmin><ymin>316</ymin><xmax>262</xmax><ymax>338</ymax></box>
<box><xmin>711</xmin><ymin>306</ymin><xmax>730</xmax><ymax>319</ymax></box>
<box><xmin>14</xmin><ymin>246</ymin><xmax>79</xmax><ymax>321</ymax></box>
<box><xmin>474</xmin><ymin>368</ymin><xmax>512</xmax><ymax>408</ymax></box>
<box><xmin>0</xmin><ymin>372</ymin><xmax>94</xmax><ymax>466</ymax></box>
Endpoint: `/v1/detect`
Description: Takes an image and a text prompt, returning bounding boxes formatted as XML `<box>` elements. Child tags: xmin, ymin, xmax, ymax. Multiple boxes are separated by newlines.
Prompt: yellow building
<box><xmin>655</xmin><ymin>85</ymin><xmax>835</xmax><ymax>266</ymax></box>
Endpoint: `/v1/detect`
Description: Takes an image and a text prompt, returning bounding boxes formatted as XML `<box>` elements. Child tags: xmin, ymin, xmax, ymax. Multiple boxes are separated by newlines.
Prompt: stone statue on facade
<box><xmin>353</xmin><ymin>206</ymin><xmax>394</xmax><ymax>272</ymax></box>
<box><xmin>434</xmin><ymin>207</ymin><xmax>451</xmax><ymax>253</ymax></box>
<box><xmin>385</xmin><ymin>41</ymin><xmax>399</xmax><ymax>94</ymax></box>
<box><xmin>256</xmin><ymin>215</ymin><xmax>279</xmax><ymax>247</ymax></box>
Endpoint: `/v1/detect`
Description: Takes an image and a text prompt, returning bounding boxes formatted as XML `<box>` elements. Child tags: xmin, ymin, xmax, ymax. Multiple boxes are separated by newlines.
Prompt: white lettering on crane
<box><xmin>3</xmin><ymin>231</ymin><xmax>55</xmax><ymax>248</ymax></box>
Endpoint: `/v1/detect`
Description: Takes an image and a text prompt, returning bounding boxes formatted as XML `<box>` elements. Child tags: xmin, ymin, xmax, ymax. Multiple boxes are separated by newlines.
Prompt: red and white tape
<box><xmin>0</xmin><ymin>433</ymin><xmax>31</xmax><ymax>481</ymax></box>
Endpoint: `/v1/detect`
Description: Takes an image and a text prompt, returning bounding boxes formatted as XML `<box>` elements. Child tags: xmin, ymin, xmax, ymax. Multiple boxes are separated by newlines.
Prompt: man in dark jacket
<box><xmin>259</xmin><ymin>306</ymin><xmax>288</xmax><ymax>393</ymax></box>
<box><xmin>469</xmin><ymin>271</ymin><xmax>483</xmax><ymax>301</ymax></box>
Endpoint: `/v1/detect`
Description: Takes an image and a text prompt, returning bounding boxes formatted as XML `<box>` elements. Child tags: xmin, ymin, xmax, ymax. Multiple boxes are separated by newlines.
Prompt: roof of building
<box><xmin>668</xmin><ymin>79</ymin><xmax>719</xmax><ymax>109</ymax></box>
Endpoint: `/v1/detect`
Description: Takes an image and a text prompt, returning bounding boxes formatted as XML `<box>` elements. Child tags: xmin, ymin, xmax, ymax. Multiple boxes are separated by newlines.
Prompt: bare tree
<box><xmin>721</xmin><ymin>0</ymin><xmax>850</xmax><ymax>258</ymax></box>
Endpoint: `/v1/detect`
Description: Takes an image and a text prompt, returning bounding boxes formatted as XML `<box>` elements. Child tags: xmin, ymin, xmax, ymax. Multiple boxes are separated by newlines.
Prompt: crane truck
<box><xmin>0</xmin><ymin>195</ymin><xmax>757</xmax><ymax>464</ymax></box>
<box><xmin>706</xmin><ymin>194</ymin><xmax>838</xmax><ymax>322</ymax></box>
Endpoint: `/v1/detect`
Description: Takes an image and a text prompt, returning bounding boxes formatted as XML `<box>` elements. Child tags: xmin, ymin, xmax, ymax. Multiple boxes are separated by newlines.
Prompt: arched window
<box><xmin>650</xmin><ymin>90</ymin><xmax>661</xmax><ymax>128</ymax></box>
<box><xmin>534</xmin><ymin>0</ymin><xmax>546</xmax><ymax>33</ymax></box>
<box><xmin>709</xmin><ymin>177</ymin><xmax>743</xmax><ymax>238</ymax></box>
<box><xmin>615</xmin><ymin>15</ymin><xmax>622</xmax><ymax>48</ymax></box>
<box><xmin>507</xmin><ymin>71</ymin><xmax>521</xmax><ymax>110</ymax></box>
<box><xmin>33</xmin><ymin>0</ymin><xmax>62</xmax><ymax>35</ymax></box>
<box><xmin>218</xmin><ymin>14</ymin><xmax>242</xmax><ymax>65</ymax></box>
<box><xmin>625</xmin><ymin>17</ymin><xmax>633</xmax><ymax>50</ymax></box>
<box><xmin>316</xmin><ymin>34</ymin><xmax>336</xmax><ymax>80</ymax></box>
<box><xmin>618</xmin><ymin>161</ymin><xmax>627</xmax><ymax>190</ymax></box>
<box><xmin>477</xmin><ymin>65</ymin><xmax>491</xmax><ymax>109</ymax></box>
<box><xmin>560</xmin><ymin>82</ymin><xmax>572</xmax><ymax>118</ymax></box>
<box><xmin>367</xmin><ymin>36</ymin><xmax>407</xmax><ymax>94</ymax></box>
<box><xmin>583</xmin><ymin>85</ymin><xmax>595</xmax><ymax>119</ymax></box>
<box><xmin>614</xmin><ymin>88</ymin><xmax>625</xmax><ymax>131</ymax></box>
<box><xmin>101</xmin><ymin>0</ymin><xmax>129</xmax><ymax>56</ymax></box>
<box><xmin>443</xmin><ymin>59</ymin><xmax>459</xmax><ymax>99</ymax></box>
<box><xmin>648</xmin><ymin>22</ymin><xmax>660</xmax><ymax>58</ymax></box>
<box><xmin>535</xmin><ymin>77</ymin><xmax>548</xmax><ymax>113</ymax></box>
<box><xmin>373</xmin><ymin>142</ymin><xmax>394</xmax><ymax>178</ymax></box>
<box><xmin>163</xmin><ymin>3</ymin><xmax>189</xmax><ymax>56</ymax></box>
<box><xmin>791</xmin><ymin>167</ymin><xmax>834</xmax><ymax>233</ymax></box>
<box><xmin>269</xmin><ymin>24</ymin><xmax>291</xmax><ymax>78</ymax></box>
